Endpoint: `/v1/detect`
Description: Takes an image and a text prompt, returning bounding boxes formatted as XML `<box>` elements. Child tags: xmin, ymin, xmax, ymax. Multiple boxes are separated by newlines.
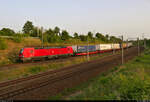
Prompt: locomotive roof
<box><xmin>23</xmin><ymin>46</ymin><xmax>67</xmax><ymax>49</ymax></box>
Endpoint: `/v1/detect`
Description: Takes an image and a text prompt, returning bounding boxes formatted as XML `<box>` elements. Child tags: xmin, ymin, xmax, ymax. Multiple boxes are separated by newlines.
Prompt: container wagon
<box><xmin>72</xmin><ymin>45</ymin><xmax>97</xmax><ymax>56</ymax></box>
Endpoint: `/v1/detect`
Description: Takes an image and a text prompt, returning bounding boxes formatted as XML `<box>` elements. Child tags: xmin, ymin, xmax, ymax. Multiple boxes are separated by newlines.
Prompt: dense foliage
<box><xmin>0</xmin><ymin>28</ymin><xmax>15</xmax><ymax>36</ymax></box>
<box><xmin>22</xmin><ymin>21</ymin><xmax>34</xmax><ymax>35</ymax></box>
<box><xmin>0</xmin><ymin>20</ymin><xmax>123</xmax><ymax>44</ymax></box>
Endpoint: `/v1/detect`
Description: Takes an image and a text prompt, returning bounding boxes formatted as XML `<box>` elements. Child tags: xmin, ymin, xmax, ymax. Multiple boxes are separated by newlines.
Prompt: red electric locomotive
<box><xmin>19</xmin><ymin>46</ymin><xmax>73</xmax><ymax>62</ymax></box>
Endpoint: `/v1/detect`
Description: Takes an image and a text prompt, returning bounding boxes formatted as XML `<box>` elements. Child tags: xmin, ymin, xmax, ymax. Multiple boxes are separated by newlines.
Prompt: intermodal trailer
<box><xmin>112</xmin><ymin>44</ymin><xmax>120</xmax><ymax>50</ymax></box>
<box><xmin>72</xmin><ymin>45</ymin><xmax>97</xmax><ymax>56</ymax></box>
<box><xmin>19</xmin><ymin>46</ymin><xmax>73</xmax><ymax>62</ymax></box>
<box><xmin>96</xmin><ymin>44</ymin><xmax>112</xmax><ymax>53</ymax></box>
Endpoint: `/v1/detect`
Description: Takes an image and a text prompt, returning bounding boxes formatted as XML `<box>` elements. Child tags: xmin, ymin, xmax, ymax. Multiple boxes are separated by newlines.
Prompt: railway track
<box><xmin>0</xmin><ymin>48</ymin><xmax>128</xmax><ymax>88</ymax></box>
<box><xmin>0</xmin><ymin>51</ymin><xmax>121</xmax><ymax>88</ymax></box>
<box><xmin>0</xmin><ymin>47</ymin><xmax>144</xmax><ymax>100</ymax></box>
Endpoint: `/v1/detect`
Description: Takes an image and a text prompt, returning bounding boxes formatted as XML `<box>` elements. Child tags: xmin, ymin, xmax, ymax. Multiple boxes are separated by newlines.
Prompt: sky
<box><xmin>0</xmin><ymin>0</ymin><xmax>150</xmax><ymax>40</ymax></box>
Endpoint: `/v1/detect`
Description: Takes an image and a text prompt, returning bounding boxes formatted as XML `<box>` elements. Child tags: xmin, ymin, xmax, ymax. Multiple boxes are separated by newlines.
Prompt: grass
<box><xmin>0</xmin><ymin>37</ymin><xmax>7</xmax><ymax>50</ymax></box>
<box><xmin>28</xmin><ymin>66</ymin><xmax>45</xmax><ymax>74</ymax></box>
<box><xmin>49</xmin><ymin>48</ymin><xmax>150</xmax><ymax>100</ymax></box>
<box><xmin>12</xmin><ymin>34</ymin><xmax>24</xmax><ymax>43</ymax></box>
<box><xmin>0</xmin><ymin>38</ymin><xmax>42</xmax><ymax>66</ymax></box>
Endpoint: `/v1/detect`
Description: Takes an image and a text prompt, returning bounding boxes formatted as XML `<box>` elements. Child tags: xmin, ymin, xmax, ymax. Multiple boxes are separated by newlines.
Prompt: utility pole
<box><xmin>41</xmin><ymin>27</ymin><xmax>44</xmax><ymax>48</ymax></box>
<box><xmin>144</xmin><ymin>38</ymin><xmax>146</xmax><ymax>49</ymax></box>
<box><xmin>142</xmin><ymin>33</ymin><xmax>146</xmax><ymax>49</ymax></box>
<box><xmin>137</xmin><ymin>37</ymin><xmax>140</xmax><ymax>56</ymax></box>
<box><xmin>142</xmin><ymin>33</ymin><xmax>144</xmax><ymax>48</ymax></box>
<box><xmin>121</xmin><ymin>35</ymin><xmax>124</xmax><ymax>65</ymax></box>
<box><xmin>37</xmin><ymin>27</ymin><xmax>39</xmax><ymax>37</ymax></box>
<box><xmin>87</xmin><ymin>36</ymin><xmax>90</xmax><ymax>61</ymax></box>
<box><xmin>93</xmin><ymin>30</ymin><xmax>96</xmax><ymax>47</ymax></box>
<box><xmin>127</xmin><ymin>39</ymin><xmax>128</xmax><ymax>51</ymax></box>
<box><xmin>113</xmin><ymin>39</ymin><xmax>115</xmax><ymax>54</ymax></box>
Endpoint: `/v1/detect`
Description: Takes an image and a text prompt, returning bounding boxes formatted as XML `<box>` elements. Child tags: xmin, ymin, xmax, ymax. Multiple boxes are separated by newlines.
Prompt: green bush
<box><xmin>28</xmin><ymin>66</ymin><xmax>44</xmax><ymax>74</ymax></box>
<box><xmin>114</xmin><ymin>73</ymin><xmax>150</xmax><ymax>100</ymax></box>
<box><xmin>22</xmin><ymin>33</ymin><xmax>30</xmax><ymax>37</ymax></box>
<box><xmin>0</xmin><ymin>37</ymin><xmax>7</xmax><ymax>50</ymax></box>
<box><xmin>0</xmin><ymin>28</ymin><xmax>15</xmax><ymax>36</ymax></box>
<box><xmin>12</xmin><ymin>34</ymin><xmax>24</xmax><ymax>43</ymax></box>
<box><xmin>7</xmin><ymin>48</ymin><xmax>20</xmax><ymax>63</ymax></box>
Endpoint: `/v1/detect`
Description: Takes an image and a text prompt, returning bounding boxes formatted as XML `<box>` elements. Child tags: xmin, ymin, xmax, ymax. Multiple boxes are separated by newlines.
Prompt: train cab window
<box><xmin>19</xmin><ymin>48</ymin><xmax>24</xmax><ymax>54</ymax></box>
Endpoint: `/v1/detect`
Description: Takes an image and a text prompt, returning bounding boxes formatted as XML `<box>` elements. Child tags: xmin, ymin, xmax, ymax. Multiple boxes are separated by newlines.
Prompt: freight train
<box><xmin>19</xmin><ymin>43</ymin><xmax>133</xmax><ymax>62</ymax></box>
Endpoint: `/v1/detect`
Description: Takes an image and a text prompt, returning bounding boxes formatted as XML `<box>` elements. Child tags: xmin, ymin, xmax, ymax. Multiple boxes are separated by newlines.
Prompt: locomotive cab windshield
<box><xmin>19</xmin><ymin>48</ymin><xmax>24</xmax><ymax>59</ymax></box>
<box><xmin>19</xmin><ymin>48</ymin><xmax>24</xmax><ymax>54</ymax></box>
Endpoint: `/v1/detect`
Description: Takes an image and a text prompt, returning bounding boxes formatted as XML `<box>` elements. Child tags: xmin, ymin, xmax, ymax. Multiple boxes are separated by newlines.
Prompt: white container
<box><xmin>96</xmin><ymin>44</ymin><xmax>112</xmax><ymax>51</ymax></box>
<box><xmin>96</xmin><ymin>45</ymin><xmax>100</xmax><ymax>51</ymax></box>
<box><xmin>112</xmin><ymin>44</ymin><xmax>120</xmax><ymax>49</ymax></box>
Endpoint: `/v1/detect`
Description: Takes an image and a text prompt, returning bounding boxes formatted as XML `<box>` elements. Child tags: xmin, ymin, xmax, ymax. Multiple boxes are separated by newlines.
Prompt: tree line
<box><xmin>0</xmin><ymin>21</ymin><xmax>122</xmax><ymax>43</ymax></box>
